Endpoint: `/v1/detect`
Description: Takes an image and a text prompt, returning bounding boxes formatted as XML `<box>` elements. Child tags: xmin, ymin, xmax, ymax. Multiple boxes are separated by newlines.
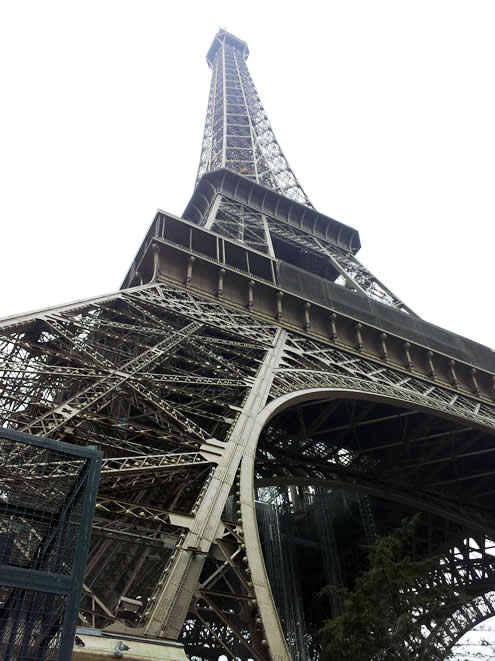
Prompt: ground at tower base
<box><xmin>0</xmin><ymin>27</ymin><xmax>494</xmax><ymax>661</ymax></box>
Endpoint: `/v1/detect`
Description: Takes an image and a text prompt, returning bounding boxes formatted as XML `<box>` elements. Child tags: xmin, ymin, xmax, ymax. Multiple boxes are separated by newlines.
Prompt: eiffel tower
<box><xmin>2</xmin><ymin>28</ymin><xmax>495</xmax><ymax>661</ymax></box>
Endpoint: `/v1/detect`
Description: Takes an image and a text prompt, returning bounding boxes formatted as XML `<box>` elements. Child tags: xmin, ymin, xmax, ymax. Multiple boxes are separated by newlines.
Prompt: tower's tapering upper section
<box><xmin>197</xmin><ymin>29</ymin><xmax>313</xmax><ymax>207</ymax></box>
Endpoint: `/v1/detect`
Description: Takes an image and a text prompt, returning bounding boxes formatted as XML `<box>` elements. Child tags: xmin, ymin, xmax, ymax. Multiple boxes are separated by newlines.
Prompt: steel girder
<box><xmin>1</xmin><ymin>280</ymin><xmax>495</xmax><ymax>660</ymax></box>
<box><xmin>0</xmin><ymin>282</ymin><xmax>281</xmax><ymax>659</ymax></box>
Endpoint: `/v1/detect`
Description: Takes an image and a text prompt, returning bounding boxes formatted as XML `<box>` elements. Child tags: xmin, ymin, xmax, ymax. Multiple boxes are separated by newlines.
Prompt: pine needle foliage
<box><xmin>320</xmin><ymin>515</ymin><xmax>466</xmax><ymax>661</ymax></box>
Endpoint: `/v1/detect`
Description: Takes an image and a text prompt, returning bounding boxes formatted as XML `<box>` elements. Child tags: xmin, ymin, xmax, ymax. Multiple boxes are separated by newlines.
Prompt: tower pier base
<box><xmin>72</xmin><ymin>629</ymin><xmax>188</xmax><ymax>661</ymax></box>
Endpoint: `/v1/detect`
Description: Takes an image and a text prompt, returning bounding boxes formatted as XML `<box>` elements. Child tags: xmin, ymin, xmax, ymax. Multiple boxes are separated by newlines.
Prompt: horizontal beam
<box><xmin>0</xmin><ymin>565</ymin><xmax>72</xmax><ymax>595</ymax></box>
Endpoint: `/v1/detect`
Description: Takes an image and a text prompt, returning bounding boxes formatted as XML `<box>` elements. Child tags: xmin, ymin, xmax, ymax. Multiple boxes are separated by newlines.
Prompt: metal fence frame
<box><xmin>0</xmin><ymin>427</ymin><xmax>102</xmax><ymax>660</ymax></box>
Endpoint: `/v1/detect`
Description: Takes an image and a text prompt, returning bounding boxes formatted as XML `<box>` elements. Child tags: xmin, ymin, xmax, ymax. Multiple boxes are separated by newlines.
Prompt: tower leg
<box><xmin>141</xmin><ymin>330</ymin><xmax>289</xmax><ymax>660</ymax></box>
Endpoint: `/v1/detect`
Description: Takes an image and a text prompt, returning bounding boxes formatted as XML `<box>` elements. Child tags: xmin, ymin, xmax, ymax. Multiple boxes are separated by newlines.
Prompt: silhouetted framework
<box><xmin>1</xmin><ymin>28</ymin><xmax>495</xmax><ymax>661</ymax></box>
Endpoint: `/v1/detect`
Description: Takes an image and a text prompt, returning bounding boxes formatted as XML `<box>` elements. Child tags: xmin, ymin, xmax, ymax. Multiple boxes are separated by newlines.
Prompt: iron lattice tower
<box><xmin>2</xmin><ymin>28</ymin><xmax>495</xmax><ymax>660</ymax></box>
<box><xmin>197</xmin><ymin>32</ymin><xmax>311</xmax><ymax>206</ymax></box>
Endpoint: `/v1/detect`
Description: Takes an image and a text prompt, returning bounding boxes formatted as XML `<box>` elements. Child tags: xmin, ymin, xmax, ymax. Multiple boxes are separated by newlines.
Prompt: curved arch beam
<box><xmin>425</xmin><ymin>591</ymin><xmax>495</xmax><ymax>657</ymax></box>
<box><xmin>262</xmin><ymin>385</ymin><xmax>495</xmax><ymax>434</ymax></box>
<box><xmin>239</xmin><ymin>385</ymin><xmax>495</xmax><ymax>660</ymax></box>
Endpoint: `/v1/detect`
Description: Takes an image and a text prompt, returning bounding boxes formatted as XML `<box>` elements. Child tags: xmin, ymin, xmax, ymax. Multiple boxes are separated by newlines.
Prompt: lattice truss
<box><xmin>181</xmin><ymin>520</ymin><xmax>267</xmax><ymax>661</ymax></box>
<box><xmin>381</xmin><ymin>538</ymin><xmax>495</xmax><ymax>659</ymax></box>
<box><xmin>209</xmin><ymin>197</ymin><xmax>271</xmax><ymax>254</ymax></box>
<box><xmin>417</xmin><ymin>538</ymin><xmax>495</xmax><ymax>658</ymax></box>
<box><xmin>371</xmin><ymin>534</ymin><xmax>495</xmax><ymax>658</ymax></box>
<box><xmin>196</xmin><ymin>33</ymin><xmax>312</xmax><ymax>206</ymax></box>
<box><xmin>195</xmin><ymin>31</ymin><xmax>415</xmax><ymax>316</ymax></box>
<box><xmin>259</xmin><ymin>331</ymin><xmax>495</xmax><ymax>507</ymax></box>
<box><xmin>257</xmin><ymin>330</ymin><xmax>495</xmax><ymax>655</ymax></box>
<box><xmin>266</xmin><ymin>211</ymin><xmax>415</xmax><ymax>313</ymax></box>
<box><xmin>0</xmin><ymin>284</ymin><xmax>276</xmax><ymax>636</ymax></box>
<box><xmin>1</xmin><ymin>23</ymin><xmax>493</xmax><ymax>661</ymax></box>
<box><xmin>2</xmin><ymin>282</ymin><xmax>495</xmax><ymax>658</ymax></box>
<box><xmin>205</xmin><ymin>195</ymin><xmax>415</xmax><ymax>313</ymax></box>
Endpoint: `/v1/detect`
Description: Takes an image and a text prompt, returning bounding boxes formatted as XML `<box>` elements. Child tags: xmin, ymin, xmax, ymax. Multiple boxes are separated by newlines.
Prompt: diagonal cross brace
<box><xmin>20</xmin><ymin>321</ymin><xmax>202</xmax><ymax>438</ymax></box>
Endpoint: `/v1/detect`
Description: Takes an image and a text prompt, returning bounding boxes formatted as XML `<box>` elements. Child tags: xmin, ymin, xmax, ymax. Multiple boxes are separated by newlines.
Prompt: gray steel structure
<box><xmin>1</xmin><ymin>28</ymin><xmax>495</xmax><ymax>660</ymax></box>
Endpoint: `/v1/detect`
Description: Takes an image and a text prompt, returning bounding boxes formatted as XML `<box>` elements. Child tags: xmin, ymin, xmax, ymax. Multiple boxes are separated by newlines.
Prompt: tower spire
<box><xmin>197</xmin><ymin>29</ymin><xmax>313</xmax><ymax>207</ymax></box>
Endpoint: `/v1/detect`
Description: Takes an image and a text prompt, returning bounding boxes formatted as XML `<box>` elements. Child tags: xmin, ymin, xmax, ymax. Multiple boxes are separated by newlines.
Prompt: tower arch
<box><xmin>424</xmin><ymin>591</ymin><xmax>495</xmax><ymax>658</ymax></box>
<box><xmin>237</xmin><ymin>382</ymin><xmax>495</xmax><ymax>659</ymax></box>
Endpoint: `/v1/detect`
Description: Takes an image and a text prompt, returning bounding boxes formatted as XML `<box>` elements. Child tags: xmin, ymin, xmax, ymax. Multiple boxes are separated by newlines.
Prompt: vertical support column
<box><xmin>221</xmin><ymin>39</ymin><xmax>228</xmax><ymax>168</ymax></box>
<box><xmin>143</xmin><ymin>330</ymin><xmax>289</xmax><ymax>661</ymax></box>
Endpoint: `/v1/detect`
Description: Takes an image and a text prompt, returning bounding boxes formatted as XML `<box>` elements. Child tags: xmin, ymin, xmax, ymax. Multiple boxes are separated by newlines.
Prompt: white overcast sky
<box><xmin>0</xmin><ymin>0</ymin><xmax>493</xmax><ymax>349</ymax></box>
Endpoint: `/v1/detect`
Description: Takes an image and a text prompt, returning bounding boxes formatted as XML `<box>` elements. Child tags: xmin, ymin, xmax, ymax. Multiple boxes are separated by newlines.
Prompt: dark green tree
<box><xmin>320</xmin><ymin>516</ymin><xmax>467</xmax><ymax>661</ymax></box>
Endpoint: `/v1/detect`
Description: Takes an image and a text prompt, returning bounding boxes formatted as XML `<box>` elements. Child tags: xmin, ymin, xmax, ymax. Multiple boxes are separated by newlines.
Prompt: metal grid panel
<box><xmin>0</xmin><ymin>429</ymin><xmax>101</xmax><ymax>661</ymax></box>
<box><xmin>0</xmin><ymin>589</ymin><xmax>66</xmax><ymax>660</ymax></box>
